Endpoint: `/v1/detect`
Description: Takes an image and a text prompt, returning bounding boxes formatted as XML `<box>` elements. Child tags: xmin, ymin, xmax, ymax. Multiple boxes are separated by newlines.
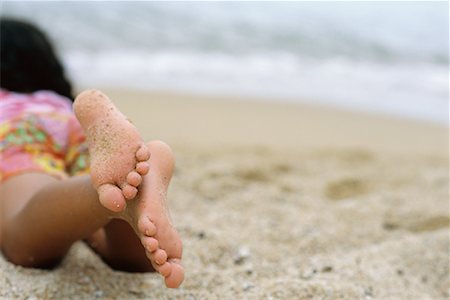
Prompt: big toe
<box><xmin>98</xmin><ymin>183</ymin><xmax>126</xmax><ymax>212</ymax></box>
<box><xmin>164</xmin><ymin>262</ymin><xmax>184</xmax><ymax>288</ymax></box>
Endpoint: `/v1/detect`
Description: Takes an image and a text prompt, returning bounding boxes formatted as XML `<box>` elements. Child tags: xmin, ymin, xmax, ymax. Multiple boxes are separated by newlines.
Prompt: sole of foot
<box><xmin>74</xmin><ymin>89</ymin><xmax>151</xmax><ymax>212</ymax></box>
<box><xmin>123</xmin><ymin>141</ymin><xmax>184</xmax><ymax>288</ymax></box>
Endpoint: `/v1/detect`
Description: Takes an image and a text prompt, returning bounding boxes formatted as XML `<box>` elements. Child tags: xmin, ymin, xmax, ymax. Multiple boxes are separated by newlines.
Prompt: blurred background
<box><xmin>2</xmin><ymin>1</ymin><xmax>448</xmax><ymax>124</ymax></box>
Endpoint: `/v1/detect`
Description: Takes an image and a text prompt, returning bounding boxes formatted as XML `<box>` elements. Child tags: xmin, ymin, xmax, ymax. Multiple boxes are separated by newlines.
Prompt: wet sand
<box><xmin>1</xmin><ymin>90</ymin><xmax>448</xmax><ymax>299</ymax></box>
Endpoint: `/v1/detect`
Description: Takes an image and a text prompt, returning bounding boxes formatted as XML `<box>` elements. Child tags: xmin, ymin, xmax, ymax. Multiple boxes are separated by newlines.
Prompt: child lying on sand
<box><xmin>0</xmin><ymin>19</ymin><xmax>184</xmax><ymax>288</ymax></box>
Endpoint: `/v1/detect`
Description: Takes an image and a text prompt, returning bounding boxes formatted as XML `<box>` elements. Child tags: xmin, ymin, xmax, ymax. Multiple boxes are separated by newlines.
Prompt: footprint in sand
<box><xmin>324</xmin><ymin>177</ymin><xmax>371</xmax><ymax>200</ymax></box>
<box><xmin>383</xmin><ymin>215</ymin><xmax>449</xmax><ymax>233</ymax></box>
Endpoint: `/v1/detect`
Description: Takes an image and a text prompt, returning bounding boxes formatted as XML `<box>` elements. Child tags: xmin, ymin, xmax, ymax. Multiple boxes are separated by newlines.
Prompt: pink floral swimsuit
<box><xmin>0</xmin><ymin>89</ymin><xmax>89</xmax><ymax>182</ymax></box>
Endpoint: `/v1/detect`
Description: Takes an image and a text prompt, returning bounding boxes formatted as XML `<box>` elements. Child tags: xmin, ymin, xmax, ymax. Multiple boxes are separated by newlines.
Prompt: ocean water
<box><xmin>2</xmin><ymin>1</ymin><xmax>448</xmax><ymax>124</ymax></box>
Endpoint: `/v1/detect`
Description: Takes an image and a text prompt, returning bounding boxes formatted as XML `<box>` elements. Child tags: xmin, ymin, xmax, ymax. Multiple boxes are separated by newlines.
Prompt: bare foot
<box><xmin>74</xmin><ymin>91</ymin><xmax>183</xmax><ymax>287</ymax></box>
<box><xmin>74</xmin><ymin>89</ymin><xmax>150</xmax><ymax>212</ymax></box>
<box><xmin>122</xmin><ymin>141</ymin><xmax>184</xmax><ymax>288</ymax></box>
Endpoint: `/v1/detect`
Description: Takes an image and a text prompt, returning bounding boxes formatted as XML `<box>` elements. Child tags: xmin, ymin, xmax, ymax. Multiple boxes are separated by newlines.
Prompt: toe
<box><xmin>158</xmin><ymin>262</ymin><xmax>172</xmax><ymax>277</ymax></box>
<box><xmin>153</xmin><ymin>249</ymin><xmax>168</xmax><ymax>265</ymax></box>
<box><xmin>138</xmin><ymin>216</ymin><xmax>157</xmax><ymax>236</ymax></box>
<box><xmin>122</xmin><ymin>184</ymin><xmax>138</xmax><ymax>200</ymax></box>
<box><xmin>141</xmin><ymin>236</ymin><xmax>159</xmax><ymax>252</ymax></box>
<box><xmin>98</xmin><ymin>184</ymin><xmax>126</xmax><ymax>212</ymax></box>
<box><xmin>126</xmin><ymin>171</ymin><xmax>142</xmax><ymax>187</ymax></box>
<box><xmin>136</xmin><ymin>161</ymin><xmax>150</xmax><ymax>175</ymax></box>
<box><xmin>164</xmin><ymin>262</ymin><xmax>184</xmax><ymax>288</ymax></box>
<box><xmin>136</xmin><ymin>145</ymin><xmax>151</xmax><ymax>162</ymax></box>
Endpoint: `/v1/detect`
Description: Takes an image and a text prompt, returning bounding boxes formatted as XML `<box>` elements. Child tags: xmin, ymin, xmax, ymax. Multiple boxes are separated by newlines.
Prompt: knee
<box><xmin>2</xmin><ymin>246</ymin><xmax>62</xmax><ymax>269</ymax></box>
<box><xmin>1</xmin><ymin>231</ymin><xmax>61</xmax><ymax>269</ymax></box>
<box><xmin>2</xmin><ymin>233</ymin><xmax>33</xmax><ymax>267</ymax></box>
<box><xmin>2</xmin><ymin>241</ymin><xmax>36</xmax><ymax>268</ymax></box>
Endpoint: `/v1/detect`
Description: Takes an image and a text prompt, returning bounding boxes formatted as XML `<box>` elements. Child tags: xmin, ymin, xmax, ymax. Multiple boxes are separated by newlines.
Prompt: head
<box><xmin>0</xmin><ymin>18</ymin><xmax>73</xmax><ymax>100</ymax></box>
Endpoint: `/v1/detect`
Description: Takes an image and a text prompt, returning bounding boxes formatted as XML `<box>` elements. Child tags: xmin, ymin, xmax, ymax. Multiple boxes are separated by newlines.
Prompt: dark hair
<box><xmin>0</xmin><ymin>18</ymin><xmax>73</xmax><ymax>100</ymax></box>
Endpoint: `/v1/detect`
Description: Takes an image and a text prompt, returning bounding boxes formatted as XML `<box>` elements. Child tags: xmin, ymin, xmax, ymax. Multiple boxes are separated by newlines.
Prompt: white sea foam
<box><xmin>64</xmin><ymin>50</ymin><xmax>448</xmax><ymax>124</ymax></box>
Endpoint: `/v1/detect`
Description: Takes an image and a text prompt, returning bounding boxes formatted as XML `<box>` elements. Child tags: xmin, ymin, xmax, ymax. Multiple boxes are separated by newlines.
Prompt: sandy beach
<box><xmin>0</xmin><ymin>90</ymin><xmax>448</xmax><ymax>299</ymax></box>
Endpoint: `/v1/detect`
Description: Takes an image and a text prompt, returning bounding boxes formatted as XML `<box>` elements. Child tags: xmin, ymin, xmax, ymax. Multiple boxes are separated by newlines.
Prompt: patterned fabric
<box><xmin>0</xmin><ymin>89</ymin><xmax>89</xmax><ymax>182</ymax></box>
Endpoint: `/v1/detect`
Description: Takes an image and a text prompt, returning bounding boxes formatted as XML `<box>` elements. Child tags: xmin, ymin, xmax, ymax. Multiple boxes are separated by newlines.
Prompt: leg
<box><xmin>1</xmin><ymin>142</ymin><xmax>184</xmax><ymax>287</ymax></box>
<box><xmin>1</xmin><ymin>173</ymin><xmax>112</xmax><ymax>268</ymax></box>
